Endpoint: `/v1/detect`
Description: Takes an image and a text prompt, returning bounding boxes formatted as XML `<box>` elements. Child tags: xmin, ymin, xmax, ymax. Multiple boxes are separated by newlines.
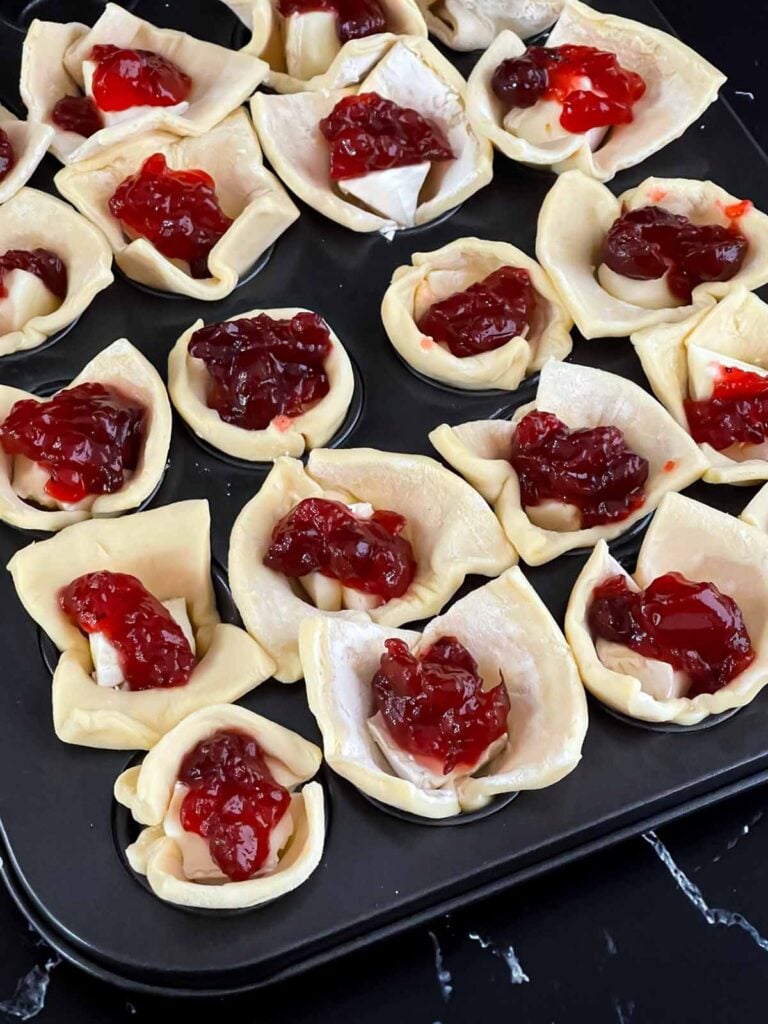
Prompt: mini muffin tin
<box><xmin>0</xmin><ymin>0</ymin><xmax>767</xmax><ymax>997</ymax></box>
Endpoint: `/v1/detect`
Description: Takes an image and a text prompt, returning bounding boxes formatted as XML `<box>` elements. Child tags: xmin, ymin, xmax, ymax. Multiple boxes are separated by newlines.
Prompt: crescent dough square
<box><xmin>251</xmin><ymin>37</ymin><xmax>493</xmax><ymax>235</ymax></box>
<box><xmin>566</xmin><ymin>492</ymin><xmax>768</xmax><ymax>725</ymax></box>
<box><xmin>168</xmin><ymin>307</ymin><xmax>355</xmax><ymax>461</ymax></box>
<box><xmin>300</xmin><ymin>566</ymin><xmax>588</xmax><ymax>818</ymax></box>
<box><xmin>20</xmin><ymin>3</ymin><xmax>267</xmax><ymax>164</ymax></box>
<box><xmin>8</xmin><ymin>500</ymin><xmax>276</xmax><ymax>749</ymax></box>
<box><xmin>633</xmin><ymin>287</ymin><xmax>768</xmax><ymax>485</ymax></box>
<box><xmin>380</xmin><ymin>236</ymin><xmax>572</xmax><ymax>390</ymax></box>
<box><xmin>742</xmin><ymin>484</ymin><xmax>768</xmax><ymax>533</ymax></box>
<box><xmin>466</xmin><ymin>0</ymin><xmax>725</xmax><ymax>181</ymax></box>
<box><xmin>430</xmin><ymin>361</ymin><xmax>707</xmax><ymax>564</ymax></box>
<box><xmin>114</xmin><ymin>703</ymin><xmax>324</xmax><ymax>909</ymax></box>
<box><xmin>54</xmin><ymin>109</ymin><xmax>298</xmax><ymax>301</ymax></box>
<box><xmin>229</xmin><ymin>449</ymin><xmax>515</xmax><ymax>682</ymax></box>
<box><xmin>417</xmin><ymin>0</ymin><xmax>561</xmax><ymax>52</ymax></box>
<box><xmin>0</xmin><ymin>338</ymin><xmax>171</xmax><ymax>533</ymax></box>
<box><xmin>0</xmin><ymin>104</ymin><xmax>53</xmax><ymax>205</ymax></box>
<box><xmin>537</xmin><ymin>172</ymin><xmax>768</xmax><ymax>338</ymax></box>
<box><xmin>0</xmin><ymin>188</ymin><xmax>113</xmax><ymax>357</ymax></box>
<box><xmin>223</xmin><ymin>0</ymin><xmax>426</xmax><ymax>93</ymax></box>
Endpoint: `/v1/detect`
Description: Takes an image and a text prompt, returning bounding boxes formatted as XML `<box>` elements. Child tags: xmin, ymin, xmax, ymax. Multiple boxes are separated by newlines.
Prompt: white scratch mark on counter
<box><xmin>603</xmin><ymin>929</ymin><xmax>617</xmax><ymax>956</ymax></box>
<box><xmin>467</xmin><ymin>932</ymin><xmax>530</xmax><ymax>984</ymax></box>
<box><xmin>643</xmin><ymin>831</ymin><xmax>768</xmax><ymax>953</ymax></box>
<box><xmin>0</xmin><ymin>955</ymin><xmax>60</xmax><ymax>1020</ymax></box>
<box><xmin>428</xmin><ymin>931</ymin><xmax>452</xmax><ymax>1002</ymax></box>
<box><xmin>613</xmin><ymin>997</ymin><xmax>635</xmax><ymax>1023</ymax></box>
<box><xmin>734</xmin><ymin>90</ymin><xmax>756</xmax><ymax>100</ymax></box>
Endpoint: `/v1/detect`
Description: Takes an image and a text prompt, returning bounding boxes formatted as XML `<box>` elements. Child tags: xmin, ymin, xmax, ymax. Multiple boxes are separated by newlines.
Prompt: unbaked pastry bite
<box><xmin>381</xmin><ymin>237</ymin><xmax>572</xmax><ymax>390</ymax></box>
<box><xmin>418</xmin><ymin>0</ymin><xmax>561</xmax><ymax>52</ymax></box>
<box><xmin>536</xmin><ymin>172</ymin><xmax>768</xmax><ymax>339</ymax></box>
<box><xmin>168</xmin><ymin>306</ymin><xmax>354</xmax><ymax>461</ymax></box>
<box><xmin>0</xmin><ymin>104</ymin><xmax>53</xmax><ymax>205</ymax></box>
<box><xmin>54</xmin><ymin>109</ymin><xmax>298</xmax><ymax>300</ymax></box>
<box><xmin>301</xmin><ymin>566</ymin><xmax>587</xmax><ymax>818</ymax></box>
<box><xmin>8</xmin><ymin>501</ymin><xmax>275</xmax><ymax>748</ymax></box>
<box><xmin>633</xmin><ymin>287</ymin><xmax>768</xmax><ymax>486</ymax></box>
<box><xmin>430</xmin><ymin>360</ymin><xmax>707</xmax><ymax>564</ymax></box>
<box><xmin>466</xmin><ymin>0</ymin><xmax>724</xmax><ymax>182</ymax></box>
<box><xmin>0</xmin><ymin>188</ymin><xmax>113</xmax><ymax>358</ymax></box>
<box><xmin>0</xmin><ymin>339</ymin><xmax>171</xmax><ymax>533</ymax></box>
<box><xmin>229</xmin><ymin>449</ymin><xmax>515</xmax><ymax>682</ymax></box>
<box><xmin>566</xmin><ymin>492</ymin><xmax>768</xmax><ymax>726</ymax></box>
<box><xmin>114</xmin><ymin>703</ymin><xmax>324</xmax><ymax>909</ymax></box>
<box><xmin>20</xmin><ymin>3</ymin><xmax>267</xmax><ymax>165</ymax></box>
<box><xmin>251</xmin><ymin>37</ymin><xmax>492</xmax><ymax>234</ymax></box>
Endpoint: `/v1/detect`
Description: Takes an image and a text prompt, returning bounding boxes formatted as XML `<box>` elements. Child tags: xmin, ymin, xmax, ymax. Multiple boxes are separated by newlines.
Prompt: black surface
<box><xmin>0</xmin><ymin>0</ymin><xmax>767</xmax><ymax>1019</ymax></box>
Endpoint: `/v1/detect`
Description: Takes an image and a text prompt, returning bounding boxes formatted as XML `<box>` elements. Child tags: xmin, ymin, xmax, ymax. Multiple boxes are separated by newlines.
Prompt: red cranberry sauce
<box><xmin>0</xmin><ymin>129</ymin><xmax>15</xmax><ymax>182</ymax></box>
<box><xmin>588</xmin><ymin>572</ymin><xmax>755</xmax><ymax>697</ymax></box>
<box><xmin>51</xmin><ymin>95</ymin><xmax>104</xmax><ymax>138</ymax></box>
<box><xmin>0</xmin><ymin>383</ymin><xmax>145</xmax><ymax>505</ymax></box>
<box><xmin>601</xmin><ymin>206</ymin><xmax>749</xmax><ymax>303</ymax></box>
<box><xmin>372</xmin><ymin>636</ymin><xmax>510</xmax><ymax>775</ymax></box>
<box><xmin>178</xmin><ymin>729</ymin><xmax>291</xmax><ymax>882</ymax></box>
<box><xmin>188</xmin><ymin>312</ymin><xmax>333</xmax><ymax>431</ymax></box>
<box><xmin>89</xmin><ymin>44</ymin><xmax>191</xmax><ymax>112</ymax></box>
<box><xmin>491</xmin><ymin>44</ymin><xmax>646</xmax><ymax>134</ymax></box>
<box><xmin>278</xmin><ymin>0</ymin><xmax>386</xmax><ymax>42</ymax></box>
<box><xmin>417</xmin><ymin>266</ymin><xmax>537</xmax><ymax>358</ymax></box>
<box><xmin>0</xmin><ymin>248</ymin><xmax>67</xmax><ymax>301</ymax></box>
<box><xmin>108</xmin><ymin>153</ymin><xmax>232</xmax><ymax>279</ymax></box>
<box><xmin>319</xmin><ymin>92</ymin><xmax>454</xmax><ymax>180</ymax></box>
<box><xmin>264</xmin><ymin>497</ymin><xmax>416</xmax><ymax>600</ymax></box>
<box><xmin>59</xmin><ymin>571</ymin><xmax>195</xmax><ymax>691</ymax></box>
<box><xmin>684</xmin><ymin>364</ymin><xmax>768</xmax><ymax>451</ymax></box>
<box><xmin>510</xmin><ymin>411</ymin><xmax>649</xmax><ymax>528</ymax></box>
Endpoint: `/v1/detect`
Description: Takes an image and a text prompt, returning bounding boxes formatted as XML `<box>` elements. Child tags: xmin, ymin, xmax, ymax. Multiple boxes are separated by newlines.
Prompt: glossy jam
<box><xmin>51</xmin><ymin>95</ymin><xmax>104</xmax><ymax>138</ymax></box>
<box><xmin>0</xmin><ymin>248</ymin><xmax>67</xmax><ymax>301</ymax></box>
<box><xmin>601</xmin><ymin>206</ymin><xmax>748</xmax><ymax>303</ymax></box>
<box><xmin>178</xmin><ymin>729</ymin><xmax>291</xmax><ymax>882</ymax></box>
<box><xmin>319</xmin><ymin>92</ymin><xmax>454</xmax><ymax>180</ymax></box>
<box><xmin>264</xmin><ymin>497</ymin><xmax>416</xmax><ymax>600</ymax></box>
<box><xmin>108</xmin><ymin>153</ymin><xmax>232</xmax><ymax>278</ymax></box>
<box><xmin>491</xmin><ymin>44</ymin><xmax>646</xmax><ymax>133</ymax></box>
<box><xmin>372</xmin><ymin>636</ymin><xmax>510</xmax><ymax>774</ymax></box>
<box><xmin>510</xmin><ymin>411</ymin><xmax>649</xmax><ymax>528</ymax></box>
<box><xmin>0</xmin><ymin>383</ymin><xmax>145</xmax><ymax>505</ymax></box>
<box><xmin>684</xmin><ymin>364</ymin><xmax>768</xmax><ymax>451</ymax></box>
<box><xmin>417</xmin><ymin>266</ymin><xmax>537</xmax><ymax>358</ymax></box>
<box><xmin>588</xmin><ymin>572</ymin><xmax>755</xmax><ymax>696</ymax></box>
<box><xmin>59</xmin><ymin>571</ymin><xmax>195</xmax><ymax>691</ymax></box>
<box><xmin>188</xmin><ymin>312</ymin><xmax>333</xmax><ymax>430</ymax></box>
<box><xmin>0</xmin><ymin>129</ymin><xmax>15</xmax><ymax>182</ymax></box>
<box><xmin>89</xmin><ymin>44</ymin><xmax>191</xmax><ymax>112</ymax></box>
<box><xmin>277</xmin><ymin>0</ymin><xmax>386</xmax><ymax>42</ymax></box>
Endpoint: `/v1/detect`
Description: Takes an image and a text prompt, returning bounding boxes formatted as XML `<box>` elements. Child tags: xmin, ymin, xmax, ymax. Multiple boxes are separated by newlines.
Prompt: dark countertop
<box><xmin>1</xmin><ymin>2</ymin><xmax>767</xmax><ymax>1022</ymax></box>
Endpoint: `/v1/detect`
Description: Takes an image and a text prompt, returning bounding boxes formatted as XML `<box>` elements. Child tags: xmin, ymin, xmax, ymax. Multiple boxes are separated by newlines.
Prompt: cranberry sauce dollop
<box><xmin>178</xmin><ymin>729</ymin><xmax>291</xmax><ymax>882</ymax></box>
<box><xmin>372</xmin><ymin>636</ymin><xmax>510</xmax><ymax>774</ymax></box>
<box><xmin>319</xmin><ymin>92</ymin><xmax>454</xmax><ymax>180</ymax></box>
<box><xmin>417</xmin><ymin>266</ymin><xmax>537</xmax><ymax>358</ymax></box>
<box><xmin>51</xmin><ymin>95</ymin><xmax>104</xmax><ymax>138</ymax></box>
<box><xmin>278</xmin><ymin>0</ymin><xmax>386</xmax><ymax>42</ymax></box>
<box><xmin>108</xmin><ymin>153</ymin><xmax>232</xmax><ymax>279</ymax></box>
<box><xmin>264</xmin><ymin>497</ymin><xmax>416</xmax><ymax>600</ymax></box>
<box><xmin>0</xmin><ymin>248</ymin><xmax>67</xmax><ymax>301</ymax></box>
<box><xmin>0</xmin><ymin>129</ymin><xmax>15</xmax><ymax>182</ymax></box>
<box><xmin>59</xmin><ymin>571</ymin><xmax>195</xmax><ymax>691</ymax></box>
<box><xmin>685</xmin><ymin>364</ymin><xmax>768</xmax><ymax>451</ymax></box>
<box><xmin>510</xmin><ymin>411</ymin><xmax>649</xmax><ymax>528</ymax></box>
<box><xmin>601</xmin><ymin>206</ymin><xmax>749</xmax><ymax>303</ymax></box>
<box><xmin>89</xmin><ymin>44</ymin><xmax>192</xmax><ymax>111</ymax></box>
<box><xmin>188</xmin><ymin>312</ymin><xmax>333</xmax><ymax>430</ymax></box>
<box><xmin>0</xmin><ymin>383</ymin><xmax>145</xmax><ymax>505</ymax></box>
<box><xmin>491</xmin><ymin>44</ymin><xmax>646</xmax><ymax>134</ymax></box>
<box><xmin>588</xmin><ymin>572</ymin><xmax>756</xmax><ymax>696</ymax></box>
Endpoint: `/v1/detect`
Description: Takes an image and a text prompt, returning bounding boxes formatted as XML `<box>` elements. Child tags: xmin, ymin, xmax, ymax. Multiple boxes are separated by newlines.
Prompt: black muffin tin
<box><xmin>0</xmin><ymin>0</ymin><xmax>767</xmax><ymax>997</ymax></box>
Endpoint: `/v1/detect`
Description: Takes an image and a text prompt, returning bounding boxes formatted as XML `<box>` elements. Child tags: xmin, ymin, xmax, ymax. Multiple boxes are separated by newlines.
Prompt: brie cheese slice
<box><xmin>12</xmin><ymin>456</ymin><xmax>95</xmax><ymax>512</ymax></box>
<box><xmin>504</xmin><ymin>99</ymin><xmax>607</xmax><ymax>152</ymax></box>
<box><xmin>82</xmin><ymin>61</ymin><xmax>189</xmax><ymax>127</ymax></box>
<box><xmin>283</xmin><ymin>12</ymin><xmax>341</xmax><ymax>81</ymax></box>
<box><xmin>596</xmin><ymin>638</ymin><xmax>690</xmax><ymax>700</ymax></box>
<box><xmin>597</xmin><ymin>262</ymin><xmax>683</xmax><ymax>310</ymax></box>
<box><xmin>525</xmin><ymin>499</ymin><xmax>582</xmax><ymax>532</ymax></box>
<box><xmin>301</xmin><ymin>571</ymin><xmax>343</xmax><ymax>611</ymax></box>
<box><xmin>0</xmin><ymin>268</ymin><xmax>61</xmax><ymax>335</ymax></box>
<box><xmin>338</xmin><ymin>163</ymin><xmax>431</xmax><ymax>228</ymax></box>
<box><xmin>687</xmin><ymin>344</ymin><xmax>768</xmax><ymax>401</ymax></box>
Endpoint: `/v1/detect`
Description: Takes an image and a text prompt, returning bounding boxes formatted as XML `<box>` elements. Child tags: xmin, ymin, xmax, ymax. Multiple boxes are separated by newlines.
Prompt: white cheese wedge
<box><xmin>0</xmin><ymin>268</ymin><xmax>61</xmax><ymax>335</ymax></box>
<box><xmin>525</xmin><ymin>499</ymin><xmax>582</xmax><ymax>532</ymax></box>
<box><xmin>339</xmin><ymin>162</ymin><xmax>431</xmax><ymax>228</ymax></box>
<box><xmin>687</xmin><ymin>345</ymin><xmax>768</xmax><ymax>401</ymax></box>
<box><xmin>12</xmin><ymin>456</ymin><xmax>96</xmax><ymax>512</ymax></box>
<box><xmin>597</xmin><ymin>263</ymin><xmax>684</xmax><ymax>310</ymax></box>
<box><xmin>341</xmin><ymin>587</ymin><xmax>384</xmax><ymax>612</ymax></box>
<box><xmin>82</xmin><ymin>60</ymin><xmax>189</xmax><ymax>127</ymax></box>
<box><xmin>301</xmin><ymin>571</ymin><xmax>343</xmax><ymax>611</ymax></box>
<box><xmin>596</xmin><ymin>638</ymin><xmax>690</xmax><ymax>701</ymax></box>
<box><xmin>504</xmin><ymin>98</ymin><xmax>607</xmax><ymax>152</ymax></box>
<box><xmin>348</xmin><ymin>501</ymin><xmax>374</xmax><ymax>520</ymax></box>
<box><xmin>283</xmin><ymin>11</ymin><xmax>341</xmax><ymax>81</ymax></box>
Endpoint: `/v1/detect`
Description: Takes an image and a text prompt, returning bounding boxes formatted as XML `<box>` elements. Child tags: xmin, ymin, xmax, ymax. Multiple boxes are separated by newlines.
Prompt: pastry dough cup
<box><xmin>114</xmin><ymin>703</ymin><xmax>324</xmax><ymax>909</ymax></box>
<box><xmin>301</xmin><ymin>567</ymin><xmax>587</xmax><ymax>818</ymax></box>
<box><xmin>54</xmin><ymin>109</ymin><xmax>298</xmax><ymax>301</ymax></box>
<box><xmin>380</xmin><ymin>236</ymin><xmax>572</xmax><ymax>390</ymax></box>
<box><xmin>251</xmin><ymin>37</ymin><xmax>493</xmax><ymax>235</ymax></box>
<box><xmin>633</xmin><ymin>287</ymin><xmax>768</xmax><ymax>485</ymax></box>
<box><xmin>0</xmin><ymin>104</ymin><xmax>53</xmax><ymax>205</ymax></box>
<box><xmin>417</xmin><ymin>0</ymin><xmax>561</xmax><ymax>52</ymax></box>
<box><xmin>8</xmin><ymin>501</ymin><xmax>276</xmax><ymax>749</ymax></box>
<box><xmin>229</xmin><ymin>449</ymin><xmax>515</xmax><ymax>682</ymax></box>
<box><xmin>466</xmin><ymin>0</ymin><xmax>725</xmax><ymax>181</ymax></box>
<box><xmin>0</xmin><ymin>338</ymin><xmax>171</xmax><ymax>533</ymax></box>
<box><xmin>168</xmin><ymin>307</ymin><xmax>355</xmax><ymax>461</ymax></box>
<box><xmin>430</xmin><ymin>360</ymin><xmax>707</xmax><ymax>564</ymax></box>
<box><xmin>566</xmin><ymin>492</ymin><xmax>768</xmax><ymax>726</ymax></box>
<box><xmin>742</xmin><ymin>484</ymin><xmax>768</xmax><ymax>532</ymax></box>
<box><xmin>20</xmin><ymin>3</ymin><xmax>267</xmax><ymax>165</ymax></box>
<box><xmin>0</xmin><ymin>188</ymin><xmax>113</xmax><ymax>357</ymax></box>
<box><xmin>536</xmin><ymin>172</ymin><xmax>768</xmax><ymax>339</ymax></box>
